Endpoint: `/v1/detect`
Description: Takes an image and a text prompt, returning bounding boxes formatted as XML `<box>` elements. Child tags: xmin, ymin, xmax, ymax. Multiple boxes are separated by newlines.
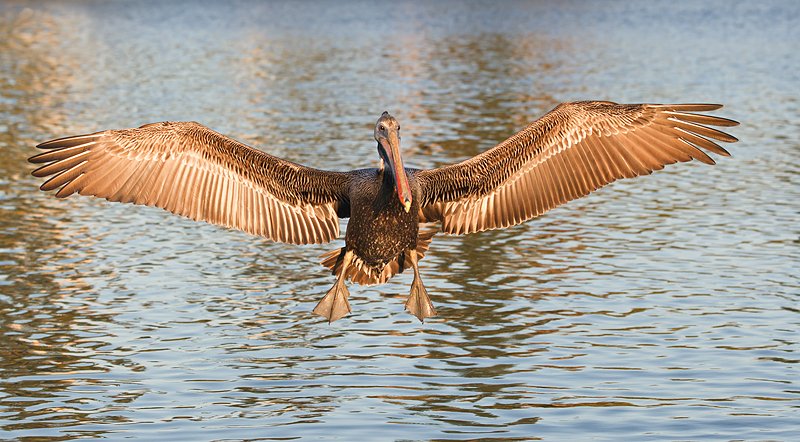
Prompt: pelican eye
<box><xmin>379</xmin><ymin>124</ymin><xmax>386</xmax><ymax>132</ymax></box>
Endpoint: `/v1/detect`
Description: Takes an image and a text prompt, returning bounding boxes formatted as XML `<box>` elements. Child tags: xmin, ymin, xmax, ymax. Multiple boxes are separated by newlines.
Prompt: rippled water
<box><xmin>1</xmin><ymin>1</ymin><xmax>798</xmax><ymax>440</ymax></box>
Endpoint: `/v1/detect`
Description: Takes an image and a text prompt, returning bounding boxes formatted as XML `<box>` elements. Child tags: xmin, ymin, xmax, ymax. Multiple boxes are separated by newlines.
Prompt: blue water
<box><xmin>1</xmin><ymin>1</ymin><xmax>798</xmax><ymax>440</ymax></box>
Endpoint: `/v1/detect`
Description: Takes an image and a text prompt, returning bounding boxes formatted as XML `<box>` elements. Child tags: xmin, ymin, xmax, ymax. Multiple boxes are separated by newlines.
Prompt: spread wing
<box><xmin>415</xmin><ymin>101</ymin><xmax>739</xmax><ymax>235</ymax></box>
<box><xmin>29</xmin><ymin>121</ymin><xmax>352</xmax><ymax>244</ymax></box>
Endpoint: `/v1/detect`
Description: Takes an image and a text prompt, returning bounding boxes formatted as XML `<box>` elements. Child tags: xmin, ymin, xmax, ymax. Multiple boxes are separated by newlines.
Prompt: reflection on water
<box><xmin>1</xmin><ymin>1</ymin><xmax>798</xmax><ymax>440</ymax></box>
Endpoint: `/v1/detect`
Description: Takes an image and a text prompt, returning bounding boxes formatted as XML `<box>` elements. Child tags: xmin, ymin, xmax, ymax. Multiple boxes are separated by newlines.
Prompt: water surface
<box><xmin>1</xmin><ymin>1</ymin><xmax>798</xmax><ymax>440</ymax></box>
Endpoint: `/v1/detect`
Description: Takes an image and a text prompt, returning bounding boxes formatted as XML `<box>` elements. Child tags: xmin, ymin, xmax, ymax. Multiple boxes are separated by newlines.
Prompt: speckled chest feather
<box><xmin>346</xmin><ymin>169</ymin><xmax>420</xmax><ymax>268</ymax></box>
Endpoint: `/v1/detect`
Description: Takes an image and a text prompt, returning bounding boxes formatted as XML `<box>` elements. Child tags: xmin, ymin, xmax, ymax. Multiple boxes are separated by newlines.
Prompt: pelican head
<box><xmin>375</xmin><ymin>111</ymin><xmax>412</xmax><ymax>212</ymax></box>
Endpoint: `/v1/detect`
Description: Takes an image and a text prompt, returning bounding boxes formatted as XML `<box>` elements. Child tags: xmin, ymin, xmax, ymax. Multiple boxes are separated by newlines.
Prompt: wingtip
<box><xmin>28</xmin><ymin>152</ymin><xmax>44</xmax><ymax>164</ymax></box>
<box><xmin>30</xmin><ymin>163</ymin><xmax>50</xmax><ymax>177</ymax></box>
<box><xmin>36</xmin><ymin>133</ymin><xmax>101</xmax><ymax>150</ymax></box>
<box><xmin>658</xmin><ymin>103</ymin><xmax>724</xmax><ymax>112</ymax></box>
<box><xmin>715</xmin><ymin>144</ymin><xmax>732</xmax><ymax>157</ymax></box>
<box><xmin>36</xmin><ymin>138</ymin><xmax>70</xmax><ymax>150</ymax></box>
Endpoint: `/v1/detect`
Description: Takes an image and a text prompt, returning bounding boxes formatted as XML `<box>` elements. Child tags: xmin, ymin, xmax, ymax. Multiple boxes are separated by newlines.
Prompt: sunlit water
<box><xmin>1</xmin><ymin>1</ymin><xmax>798</xmax><ymax>440</ymax></box>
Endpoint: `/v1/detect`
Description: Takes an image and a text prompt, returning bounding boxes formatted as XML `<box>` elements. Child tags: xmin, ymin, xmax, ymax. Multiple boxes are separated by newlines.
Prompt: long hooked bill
<box><xmin>381</xmin><ymin>131</ymin><xmax>413</xmax><ymax>212</ymax></box>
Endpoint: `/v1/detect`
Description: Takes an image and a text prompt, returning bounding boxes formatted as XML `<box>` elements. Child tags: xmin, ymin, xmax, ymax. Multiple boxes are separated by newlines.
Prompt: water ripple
<box><xmin>1</xmin><ymin>0</ymin><xmax>798</xmax><ymax>440</ymax></box>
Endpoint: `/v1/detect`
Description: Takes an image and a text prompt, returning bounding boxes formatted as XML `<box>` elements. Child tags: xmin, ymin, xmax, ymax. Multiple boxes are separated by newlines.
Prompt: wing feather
<box><xmin>30</xmin><ymin>121</ymin><xmax>351</xmax><ymax>244</ymax></box>
<box><xmin>415</xmin><ymin>101</ymin><xmax>738</xmax><ymax>235</ymax></box>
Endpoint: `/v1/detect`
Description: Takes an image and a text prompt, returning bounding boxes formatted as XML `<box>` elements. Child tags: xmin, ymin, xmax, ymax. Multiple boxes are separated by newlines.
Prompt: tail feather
<box><xmin>320</xmin><ymin>228</ymin><xmax>438</xmax><ymax>285</ymax></box>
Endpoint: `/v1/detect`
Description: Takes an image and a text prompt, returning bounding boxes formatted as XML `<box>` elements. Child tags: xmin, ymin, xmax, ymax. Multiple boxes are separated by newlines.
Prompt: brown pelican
<box><xmin>29</xmin><ymin>101</ymin><xmax>738</xmax><ymax>322</ymax></box>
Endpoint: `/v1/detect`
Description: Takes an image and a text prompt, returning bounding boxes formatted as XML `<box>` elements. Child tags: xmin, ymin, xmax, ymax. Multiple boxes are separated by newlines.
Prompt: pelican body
<box><xmin>29</xmin><ymin>102</ymin><xmax>739</xmax><ymax>322</ymax></box>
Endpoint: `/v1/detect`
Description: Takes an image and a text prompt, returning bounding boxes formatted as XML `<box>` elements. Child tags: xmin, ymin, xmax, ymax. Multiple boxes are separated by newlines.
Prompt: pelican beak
<box><xmin>379</xmin><ymin>130</ymin><xmax>413</xmax><ymax>212</ymax></box>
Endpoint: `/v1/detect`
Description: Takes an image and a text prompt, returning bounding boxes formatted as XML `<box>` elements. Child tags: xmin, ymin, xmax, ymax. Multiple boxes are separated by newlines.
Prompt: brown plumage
<box><xmin>29</xmin><ymin>101</ymin><xmax>739</xmax><ymax>322</ymax></box>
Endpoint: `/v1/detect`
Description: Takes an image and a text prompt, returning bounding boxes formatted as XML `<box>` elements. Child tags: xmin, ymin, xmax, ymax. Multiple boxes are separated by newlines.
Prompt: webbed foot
<box><xmin>313</xmin><ymin>249</ymin><xmax>354</xmax><ymax>323</ymax></box>
<box><xmin>404</xmin><ymin>249</ymin><xmax>437</xmax><ymax>322</ymax></box>
<box><xmin>313</xmin><ymin>281</ymin><xmax>352</xmax><ymax>323</ymax></box>
<box><xmin>405</xmin><ymin>277</ymin><xmax>437</xmax><ymax>322</ymax></box>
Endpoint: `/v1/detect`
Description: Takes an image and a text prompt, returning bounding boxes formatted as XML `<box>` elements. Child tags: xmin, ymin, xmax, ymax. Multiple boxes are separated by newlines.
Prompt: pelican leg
<box><xmin>313</xmin><ymin>250</ymin><xmax>355</xmax><ymax>323</ymax></box>
<box><xmin>405</xmin><ymin>250</ymin><xmax>437</xmax><ymax>322</ymax></box>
